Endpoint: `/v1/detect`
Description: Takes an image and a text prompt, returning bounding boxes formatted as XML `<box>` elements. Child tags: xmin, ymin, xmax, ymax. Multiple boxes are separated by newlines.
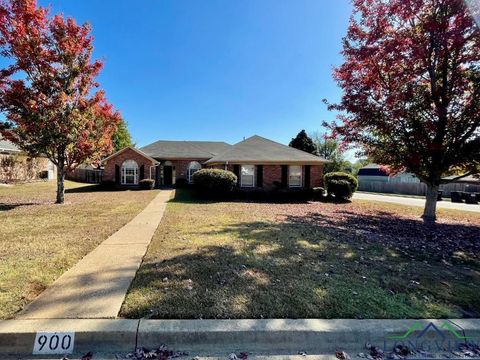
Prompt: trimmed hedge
<box><xmin>324</xmin><ymin>172</ymin><xmax>358</xmax><ymax>200</ymax></box>
<box><xmin>192</xmin><ymin>169</ymin><xmax>237</xmax><ymax>194</ymax></box>
<box><xmin>326</xmin><ymin>180</ymin><xmax>353</xmax><ymax>200</ymax></box>
<box><xmin>139</xmin><ymin>179</ymin><xmax>155</xmax><ymax>190</ymax></box>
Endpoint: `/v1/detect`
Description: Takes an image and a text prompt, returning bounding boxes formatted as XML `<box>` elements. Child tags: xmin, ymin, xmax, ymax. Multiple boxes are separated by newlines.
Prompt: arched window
<box><xmin>121</xmin><ymin>160</ymin><xmax>139</xmax><ymax>185</ymax></box>
<box><xmin>187</xmin><ymin>161</ymin><xmax>202</xmax><ymax>183</ymax></box>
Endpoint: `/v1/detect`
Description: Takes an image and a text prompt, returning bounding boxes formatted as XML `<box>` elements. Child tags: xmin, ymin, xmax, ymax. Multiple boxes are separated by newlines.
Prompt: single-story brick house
<box><xmin>102</xmin><ymin>135</ymin><xmax>328</xmax><ymax>190</ymax></box>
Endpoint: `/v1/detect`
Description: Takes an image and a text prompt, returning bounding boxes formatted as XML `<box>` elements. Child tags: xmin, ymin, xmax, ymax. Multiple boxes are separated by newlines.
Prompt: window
<box><xmin>121</xmin><ymin>160</ymin><xmax>138</xmax><ymax>185</ymax></box>
<box><xmin>289</xmin><ymin>165</ymin><xmax>302</xmax><ymax>187</ymax></box>
<box><xmin>187</xmin><ymin>161</ymin><xmax>202</xmax><ymax>183</ymax></box>
<box><xmin>240</xmin><ymin>165</ymin><xmax>255</xmax><ymax>187</ymax></box>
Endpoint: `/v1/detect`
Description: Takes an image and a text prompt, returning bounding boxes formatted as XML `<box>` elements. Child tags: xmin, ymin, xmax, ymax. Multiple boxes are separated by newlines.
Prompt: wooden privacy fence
<box><xmin>358</xmin><ymin>181</ymin><xmax>480</xmax><ymax>197</ymax></box>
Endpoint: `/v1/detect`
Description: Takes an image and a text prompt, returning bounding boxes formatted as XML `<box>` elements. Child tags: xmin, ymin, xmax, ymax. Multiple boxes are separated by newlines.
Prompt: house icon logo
<box><xmin>388</xmin><ymin>321</ymin><xmax>472</xmax><ymax>341</ymax></box>
<box><xmin>383</xmin><ymin>321</ymin><xmax>479</xmax><ymax>357</ymax></box>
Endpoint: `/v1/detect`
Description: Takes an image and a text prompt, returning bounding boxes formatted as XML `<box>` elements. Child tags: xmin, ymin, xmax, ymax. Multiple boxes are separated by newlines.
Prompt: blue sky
<box><xmin>38</xmin><ymin>0</ymin><xmax>352</xmax><ymax>147</ymax></box>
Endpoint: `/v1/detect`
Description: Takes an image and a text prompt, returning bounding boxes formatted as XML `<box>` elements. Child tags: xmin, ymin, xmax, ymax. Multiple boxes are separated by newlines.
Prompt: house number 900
<box><xmin>33</xmin><ymin>332</ymin><xmax>75</xmax><ymax>354</ymax></box>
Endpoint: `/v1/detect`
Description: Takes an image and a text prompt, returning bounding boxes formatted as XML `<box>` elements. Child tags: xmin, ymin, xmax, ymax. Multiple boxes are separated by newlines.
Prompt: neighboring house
<box><xmin>102</xmin><ymin>135</ymin><xmax>328</xmax><ymax>190</ymax></box>
<box><xmin>0</xmin><ymin>137</ymin><xmax>56</xmax><ymax>183</ymax></box>
<box><xmin>358</xmin><ymin>163</ymin><xmax>420</xmax><ymax>184</ymax></box>
<box><xmin>358</xmin><ymin>163</ymin><xmax>480</xmax><ymax>196</ymax></box>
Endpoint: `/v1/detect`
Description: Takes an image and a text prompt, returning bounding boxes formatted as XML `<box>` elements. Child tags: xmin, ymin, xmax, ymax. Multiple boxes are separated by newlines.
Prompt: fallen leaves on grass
<box><xmin>272</xmin><ymin>201</ymin><xmax>480</xmax><ymax>263</ymax></box>
<box><xmin>120</xmin><ymin>190</ymin><xmax>480</xmax><ymax>320</ymax></box>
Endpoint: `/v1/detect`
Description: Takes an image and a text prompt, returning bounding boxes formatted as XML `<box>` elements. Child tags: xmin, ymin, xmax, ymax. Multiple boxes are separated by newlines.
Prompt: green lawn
<box><xmin>0</xmin><ymin>181</ymin><xmax>159</xmax><ymax>319</ymax></box>
<box><xmin>121</xmin><ymin>189</ymin><xmax>480</xmax><ymax>319</ymax></box>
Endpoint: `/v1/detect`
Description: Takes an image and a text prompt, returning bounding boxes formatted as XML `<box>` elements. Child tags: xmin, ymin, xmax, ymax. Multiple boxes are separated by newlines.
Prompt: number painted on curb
<box><xmin>33</xmin><ymin>332</ymin><xmax>75</xmax><ymax>355</ymax></box>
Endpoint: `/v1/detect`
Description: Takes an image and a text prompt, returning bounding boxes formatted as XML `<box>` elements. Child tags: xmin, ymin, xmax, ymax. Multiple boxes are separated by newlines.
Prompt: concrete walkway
<box><xmin>354</xmin><ymin>192</ymin><xmax>480</xmax><ymax>213</ymax></box>
<box><xmin>17</xmin><ymin>190</ymin><xmax>174</xmax><ymax>319</ymax></box>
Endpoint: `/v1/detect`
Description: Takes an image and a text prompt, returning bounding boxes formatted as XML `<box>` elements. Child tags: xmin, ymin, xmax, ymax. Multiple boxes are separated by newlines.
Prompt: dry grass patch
<box><xmin>0</xmin><ymin>181</ymin><xmax>159</xmax><ymax>319</ymax></box>
<box><xmin>121</xmin><ymin>190</ymin><xmax>480</xmax><ymax>319</ymax></box>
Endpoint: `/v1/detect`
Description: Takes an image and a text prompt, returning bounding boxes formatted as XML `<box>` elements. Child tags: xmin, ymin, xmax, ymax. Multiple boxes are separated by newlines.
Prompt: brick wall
<box><xmin>310</xmin><ymin>165</ymin><xmax>324</xmax><ymax>187</ymax></box>
<box><xmin>263</xmin><ymin>165</ymin><xmax>282</xmax><ymax>190</ymax></box>
<box><xmin>103</xmin><ymin>148</ymin><xmax>156</xmax><ymax>183</ymax></box>
<box><xmin>156</xmin><ymin>159</ymin><xmax>206</xmax><ymax>185</ymax></box>
<box><xmin>167</xmin><ymin>159</ymin><xmax>205</xmax><ymax>181</ymax></box>
<box><xmin>205</xmin><ymin>163</ymin><xmax>324</xmax><ymax>190</ymax></box>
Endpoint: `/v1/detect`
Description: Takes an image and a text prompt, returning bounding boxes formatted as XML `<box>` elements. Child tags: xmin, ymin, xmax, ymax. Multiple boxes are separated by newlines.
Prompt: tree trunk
<box><xmin>56</xmin><ymin>161</ymin><xmax>66</xmax><ymax>204</ymax></box>
<box><xmin>422</xmin><ymin>184</ymin><xmax>439</xmax><ymax>223</ymax></box>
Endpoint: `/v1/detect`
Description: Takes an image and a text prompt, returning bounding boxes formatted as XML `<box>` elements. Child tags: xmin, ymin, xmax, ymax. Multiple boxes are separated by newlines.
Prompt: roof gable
<box><xmin>102</xmin><ymin>146</ymin><xmax>159</xmax><ymax>164</ymax></box>
<box><xmin>205</xmin><ymin>135</ymin><xmax>328</xmax><ymax>164</ymax></box>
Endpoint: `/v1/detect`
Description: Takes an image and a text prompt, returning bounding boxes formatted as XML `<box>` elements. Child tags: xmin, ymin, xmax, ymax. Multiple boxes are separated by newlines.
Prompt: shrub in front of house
<box><xmin>326</xmin><ymin>179</ymin><xmax>353</xmax><ymax>200</ymax></box>
<box><xmin>139</xmin><ymin>179</ymin><xmax>155</xmax><ymax>190</ymax></box>
<box><xmin>192</xmin><ymin>169</ymin><xmax>237</xmax><ymax>196</ymax></box>
<box><xmin>324</xmin><ymin>172</ymin><xmax>358</xmax><ymax>200</ymax></box>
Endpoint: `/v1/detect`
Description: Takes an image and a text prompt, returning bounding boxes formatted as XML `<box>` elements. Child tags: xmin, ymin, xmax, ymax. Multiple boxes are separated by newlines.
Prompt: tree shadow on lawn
<box><xmin>123</xmin><ymin>209</ymin><xmax>480</xmax><ymax>320</ymax></box>
<box><xmin>286</xmin><ymin>209</ymin><xmax>480</xmax><ymax>263</ymax></box>
<box><xmin>65</xmin><ymin>184</ymin><xmax>154</xmax><ymax>193</ymax></box>
<box><xmin>65</xmin><ymin>184</ymin><xmax>102</xmax><ymax>193</ymax></box>
<box><xmin>0</xmin><ymin>202</ymin><xmax>39</xmax><ymax>211</ymax></box>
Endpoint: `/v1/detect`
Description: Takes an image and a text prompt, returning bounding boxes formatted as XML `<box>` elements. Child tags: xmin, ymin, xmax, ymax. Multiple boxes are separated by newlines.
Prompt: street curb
<box><xmin>1</xmin><ymin>319</ymin><xmax>480</xmax><ymax>357</ymax></box>
<box><xmin>138</xmin><ymin>319</ymin><xmax>480</xmax><ymax>354</ymax></box>
<box><xmin>0</xmin><ymin>319</ymin><xmax>138</xmax><ymax>356</ymax></box>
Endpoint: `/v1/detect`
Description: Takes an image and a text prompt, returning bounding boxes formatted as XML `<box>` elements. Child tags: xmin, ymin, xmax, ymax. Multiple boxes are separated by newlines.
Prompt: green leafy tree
<box><xmin>311</xmin><ymin>132</ymin><xmax>348</xmax><ymax>174</ymax></box>
<box><xmin>289</xmin><ymin>130</ymin><xmax>317</xmax><ymax>154</ymax></box>
<box><xmin>112</xmin><ymin>119</ymin><xmax>134</xmax><ymax>152</ymax></box>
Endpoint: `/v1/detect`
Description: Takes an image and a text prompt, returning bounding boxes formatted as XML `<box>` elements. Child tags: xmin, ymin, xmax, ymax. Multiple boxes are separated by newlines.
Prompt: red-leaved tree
<box><xmin>329</xmin><ymin>0</ymin><xmax>480</xmax><ymax>222</ymax></box>
<box><xmin>0</xmin><ymin>0</ymin><xmax>120</xmax><ymax>203</ymax></box>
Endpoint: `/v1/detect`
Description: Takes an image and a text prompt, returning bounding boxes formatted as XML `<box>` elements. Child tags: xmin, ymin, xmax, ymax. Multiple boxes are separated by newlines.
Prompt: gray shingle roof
<box><xmin>205</xmin><ymin>135</ymin><xmax>328</xmax><ymax>164</ymax></box>
<box><xmin>361</xmin><ymin>163</ymin><xmax>381</xmax><ymax>169</ymax></box>
<box><xmin>0</xmin><ymin>136</ymin><xmax>20</xmax><ymax>153</ymax></box>
<box><xmin>140</xmin><ymin>140</ymin><xmax>232</xmax><ymax>159</ymax></box>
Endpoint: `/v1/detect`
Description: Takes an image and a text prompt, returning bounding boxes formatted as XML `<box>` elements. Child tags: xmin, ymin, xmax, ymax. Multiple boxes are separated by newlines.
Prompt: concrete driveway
<box><xmin>353</xmin><ymin>192</ymin><xmax>480</xmax><ymax>213</ymax></box>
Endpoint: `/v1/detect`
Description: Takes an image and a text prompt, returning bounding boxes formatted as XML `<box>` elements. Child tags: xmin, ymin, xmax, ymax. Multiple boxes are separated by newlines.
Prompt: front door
<box><xmin>164</xmin><ymin>166</ymin><xmax>173</xmax><ymax>186</ymax></box>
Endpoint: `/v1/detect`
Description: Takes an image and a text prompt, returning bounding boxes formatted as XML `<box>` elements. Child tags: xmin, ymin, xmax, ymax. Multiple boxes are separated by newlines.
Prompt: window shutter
<box><xmin>140</xmin><ymin>165</ymin><xmax>145</xmax><ymax>180</ymax></box>
<box><xmin>304</xmin><ymin>165</ymin><xmax>311</xmax><ymax>188</ymax></box>
<box><xmin>256</xmin><ymin>165</ymin><xmax>263</xmax><ymax>188</ymax></box>
<box><xmin>115</xmin><ymin>165</ymin><xmax>120</xmax><ymax>184</ymax></box>
<box><xmin>233</xmin><ymin>165</ymin><xmax>240</xmax><ymax>185</ymax></box>
<box><xmin>281</xmin><ymin>165</ymin><xmax>288</xmax><ymax>188</ymax></box>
